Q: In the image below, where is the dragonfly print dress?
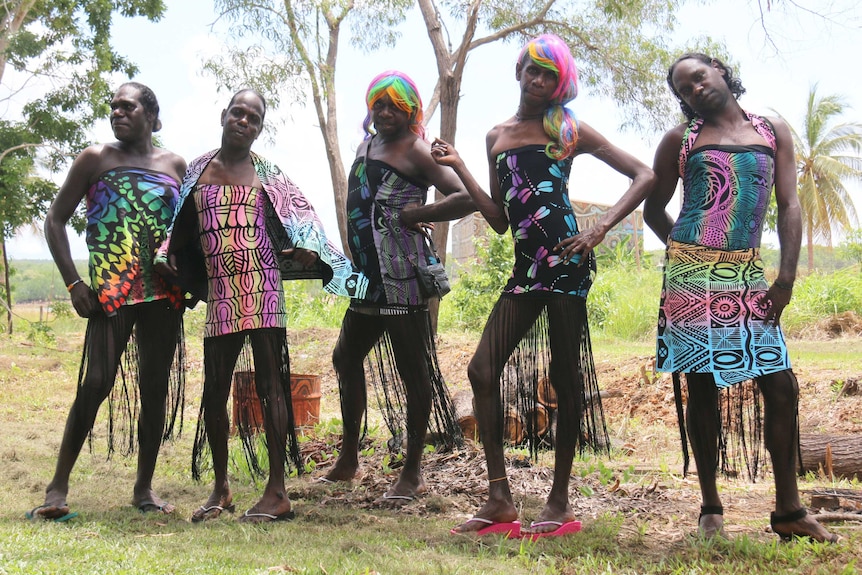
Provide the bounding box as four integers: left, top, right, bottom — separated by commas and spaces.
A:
485, 144, 609, 457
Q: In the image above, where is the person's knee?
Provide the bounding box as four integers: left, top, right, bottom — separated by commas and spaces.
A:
467, 359, 494, 397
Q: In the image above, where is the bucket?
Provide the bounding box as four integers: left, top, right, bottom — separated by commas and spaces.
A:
231, 371, 321, 433
289, 373, 321, 428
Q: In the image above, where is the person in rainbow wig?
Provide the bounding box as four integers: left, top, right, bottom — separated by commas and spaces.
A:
321, 71, 473, 505
432, 34, 654, 538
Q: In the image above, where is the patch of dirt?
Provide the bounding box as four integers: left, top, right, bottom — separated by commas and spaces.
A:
287, 328, 862, 540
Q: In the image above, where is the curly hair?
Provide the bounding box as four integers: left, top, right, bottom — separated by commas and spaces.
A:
667, 53, 746, 120
117, 82, 163, 132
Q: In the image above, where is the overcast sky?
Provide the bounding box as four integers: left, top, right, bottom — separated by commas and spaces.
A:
6, 0, 862, 259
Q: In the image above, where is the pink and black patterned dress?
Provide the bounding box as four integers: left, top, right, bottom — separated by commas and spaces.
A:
191, 184, 285, 338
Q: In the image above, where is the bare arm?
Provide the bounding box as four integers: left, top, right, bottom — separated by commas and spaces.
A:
400, 138, 475, 226
556, 122, 656, 262
430, 135, 509, 234
44, 146, 102, 318
764, 116, 802, 324
643, 126, 686, 245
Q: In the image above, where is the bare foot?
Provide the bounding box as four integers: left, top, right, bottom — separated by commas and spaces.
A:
323, 455, 359, 482
191, 490, 235, 522
522, 504, 576, 535
698, 514, 726, 539
38, 486, 70, 518
771, 509, 840, 543
374, 476, 427, 508
238, 491, 292, 524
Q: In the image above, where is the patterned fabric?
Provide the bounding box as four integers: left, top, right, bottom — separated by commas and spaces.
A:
158, 150, 367, 301
671, 112, 777, 250
346, 156, 433, 305
658, 111, 789, 387
85, 167, 183, 315
192, 184, 286, 338
657, 240, 790, 387
496, 145, 595, 297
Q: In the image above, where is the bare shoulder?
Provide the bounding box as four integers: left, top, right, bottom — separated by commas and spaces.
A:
657, 123, 688, 150
72, 143, 114, 177
154, 147, 188, 181
762, 114, 792, 138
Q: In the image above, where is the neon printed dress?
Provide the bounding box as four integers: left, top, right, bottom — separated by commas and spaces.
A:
192, 184, 286, 338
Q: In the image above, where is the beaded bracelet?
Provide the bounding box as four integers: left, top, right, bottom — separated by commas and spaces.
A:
66, 279, 84, 292
773, 280, 794, 291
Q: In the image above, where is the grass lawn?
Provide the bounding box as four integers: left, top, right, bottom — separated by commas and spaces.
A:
1, 306, 860, 574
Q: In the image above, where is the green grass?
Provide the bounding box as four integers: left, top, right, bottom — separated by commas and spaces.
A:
2, 301, 860, 574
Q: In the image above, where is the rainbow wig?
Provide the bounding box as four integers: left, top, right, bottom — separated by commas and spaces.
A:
362, 71, 425, 140
518, 34, 579, 159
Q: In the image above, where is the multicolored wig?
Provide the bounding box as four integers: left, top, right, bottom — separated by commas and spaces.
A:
518, 34, 579, 159
362, 71, 426, 140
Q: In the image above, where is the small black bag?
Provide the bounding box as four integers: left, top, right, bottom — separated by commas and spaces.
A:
417, 260, 451, 299
415, 231, 450, 299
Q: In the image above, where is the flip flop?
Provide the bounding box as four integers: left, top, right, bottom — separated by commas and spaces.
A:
522, 520, 582, 540
137, 500, 175, 514
450, 517, 521, 539
25, 505, 78, 523
238, 509, 296, 523
191, 503, 235, 523
374, 494, 415, 508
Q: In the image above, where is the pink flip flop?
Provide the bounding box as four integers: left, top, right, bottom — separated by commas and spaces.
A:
450, 517, 521, 538
522, 520, 582, 540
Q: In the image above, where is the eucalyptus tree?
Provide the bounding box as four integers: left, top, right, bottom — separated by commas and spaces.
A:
204, 0, 414, 255
0, 0, 166, 332
204, 0, 696, 260
776, 86, 862, 272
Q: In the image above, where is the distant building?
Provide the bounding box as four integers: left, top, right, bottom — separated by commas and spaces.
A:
451, 201, 644, 267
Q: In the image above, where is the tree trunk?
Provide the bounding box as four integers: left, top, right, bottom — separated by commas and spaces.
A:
322, 128, 350, 258
807, 222, 815, 273
503, 404, 525, 444
452, 389, 478, 441
537, 376, 558, 409
800, 433, 862, 480
1, 239, 11, 334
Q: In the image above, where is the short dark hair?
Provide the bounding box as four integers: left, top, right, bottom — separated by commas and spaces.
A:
118, 81, 162, 132
227, 88, 267, 121
667, 53, 746, 120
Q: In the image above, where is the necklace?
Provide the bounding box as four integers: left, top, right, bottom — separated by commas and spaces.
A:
515, 108, 544, 122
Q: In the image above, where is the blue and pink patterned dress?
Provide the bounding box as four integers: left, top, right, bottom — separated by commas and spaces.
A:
656, 112, 791, 387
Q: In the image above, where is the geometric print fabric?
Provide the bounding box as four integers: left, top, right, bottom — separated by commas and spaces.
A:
656, 240, 790, 387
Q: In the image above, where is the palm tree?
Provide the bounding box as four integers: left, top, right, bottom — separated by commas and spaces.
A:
776, 86, 862, 272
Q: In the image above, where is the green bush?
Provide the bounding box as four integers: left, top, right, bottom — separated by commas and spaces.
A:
587, 263, 663, 341
439, 232, 513, 332
782, 266, 862, 335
